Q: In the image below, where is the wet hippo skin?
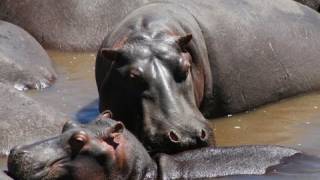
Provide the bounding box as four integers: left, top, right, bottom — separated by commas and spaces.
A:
0, 20, 56, 90
96, 0, 320, 153
7, 114, 301, 180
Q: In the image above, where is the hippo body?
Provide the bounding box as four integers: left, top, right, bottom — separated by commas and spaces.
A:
0, 0, 153, 51
0, 20, 56, 90
96, 0, 320, 151
7, 115, 301, 180
294, 0, 320, 11
0, 83, 66, 156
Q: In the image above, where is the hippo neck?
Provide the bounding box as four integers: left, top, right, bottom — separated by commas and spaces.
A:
108, 2, 212, 109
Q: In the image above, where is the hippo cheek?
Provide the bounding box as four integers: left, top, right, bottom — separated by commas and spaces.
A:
62, 157, 106, 180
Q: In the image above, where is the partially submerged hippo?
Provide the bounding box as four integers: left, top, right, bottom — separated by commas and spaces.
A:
0, 83, 66, 156
7, 114, 300, 180
294, 0, 320, 11
0, 20, 56, 90
96, 0, 320, 152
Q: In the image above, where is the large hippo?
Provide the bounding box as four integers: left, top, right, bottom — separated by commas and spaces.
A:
0, 20, 56, 90
0, 0, 154, 51
0, 83, 67, 156
96, 0, 320, 152
294, 0, 320, 11
7, 114, 301, 180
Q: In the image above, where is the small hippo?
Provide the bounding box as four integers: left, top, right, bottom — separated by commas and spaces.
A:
96, 0, 320, 153
7, 113, 300, 180
0, 20, 56, 90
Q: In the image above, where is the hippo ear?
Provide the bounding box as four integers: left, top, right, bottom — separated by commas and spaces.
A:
111, 121, 125, 134
176, 33, 193, 48
62, 121, 79, 133
101, 48, 122, 61
101, 110, 113, 119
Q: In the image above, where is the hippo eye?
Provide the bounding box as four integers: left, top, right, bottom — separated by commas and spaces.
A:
69, 131, 88, 155
129, 67, 143, 79
126, 68, 148, 93
174, 57, 191, 82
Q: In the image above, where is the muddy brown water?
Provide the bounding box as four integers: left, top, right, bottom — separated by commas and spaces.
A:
2, 50, 320, 179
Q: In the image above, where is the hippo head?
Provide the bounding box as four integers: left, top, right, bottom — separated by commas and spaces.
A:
7, 114, 156, 180
97, 32, 213, 153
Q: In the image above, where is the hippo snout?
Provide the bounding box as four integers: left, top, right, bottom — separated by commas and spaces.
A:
144, 119, 213, 154
7, 145, 32, 179
168, 127, 210, 144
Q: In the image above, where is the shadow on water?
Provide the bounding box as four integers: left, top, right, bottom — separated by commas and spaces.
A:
75, 99, 100, 123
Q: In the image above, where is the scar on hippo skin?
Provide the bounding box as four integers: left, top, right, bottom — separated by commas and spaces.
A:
7, 115, 308, 180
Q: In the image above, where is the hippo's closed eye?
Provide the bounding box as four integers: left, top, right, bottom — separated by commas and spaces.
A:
69, 131, 88, 156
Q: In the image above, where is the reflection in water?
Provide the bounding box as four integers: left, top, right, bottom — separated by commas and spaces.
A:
2, 51, 320, 179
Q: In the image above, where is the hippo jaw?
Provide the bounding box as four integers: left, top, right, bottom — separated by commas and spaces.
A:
7, 120, 128, 180
99, 33, 213, 153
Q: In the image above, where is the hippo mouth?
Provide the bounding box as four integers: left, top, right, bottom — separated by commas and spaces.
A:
34, 156, 71, 180
7, 156, 71, 180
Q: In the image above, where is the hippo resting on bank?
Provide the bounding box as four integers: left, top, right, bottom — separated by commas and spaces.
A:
0, 20, 56, 90
0, 82, 66, 156
7, 113, 301, 180
96, 0, 320, 153
294, 0, 320, 11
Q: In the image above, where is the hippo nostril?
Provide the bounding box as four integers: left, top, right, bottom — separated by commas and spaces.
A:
69, 131, 88, 155
200, 129, 207, 141
168, 130, 180, 143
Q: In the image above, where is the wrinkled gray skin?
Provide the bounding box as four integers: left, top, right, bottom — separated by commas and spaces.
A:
0, 83, 67, 156
0, 0, 154, 51
294, 0, 320, 11
7, 115, 300, 180
0, 20, 56, 90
